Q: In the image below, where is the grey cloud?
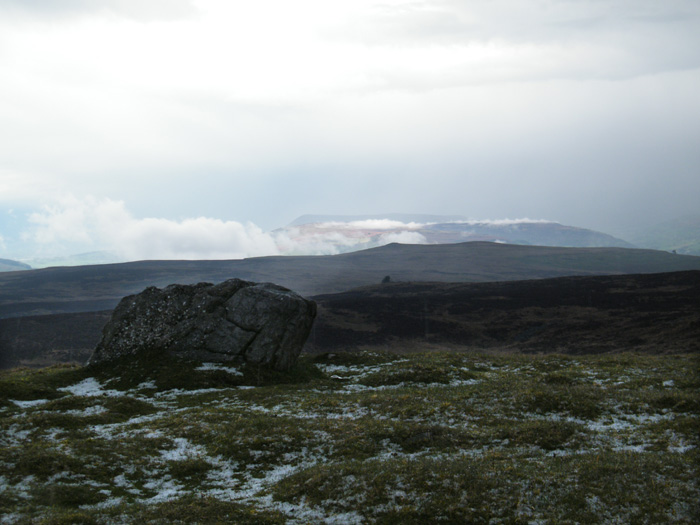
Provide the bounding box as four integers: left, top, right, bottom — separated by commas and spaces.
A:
358, 0, 700, 43
332, 0, 700, 87
0, 0, 198, 21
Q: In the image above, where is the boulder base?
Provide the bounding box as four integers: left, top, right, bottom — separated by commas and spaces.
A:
88, 279, 316, 371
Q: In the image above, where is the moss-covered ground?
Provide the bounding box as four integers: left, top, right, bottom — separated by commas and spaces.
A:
1, 351, 698, 523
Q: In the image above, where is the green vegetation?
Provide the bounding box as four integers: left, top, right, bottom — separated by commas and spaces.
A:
1, 351, 698, 523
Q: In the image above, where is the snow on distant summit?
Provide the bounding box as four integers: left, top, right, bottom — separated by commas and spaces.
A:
275, 215, 634, 255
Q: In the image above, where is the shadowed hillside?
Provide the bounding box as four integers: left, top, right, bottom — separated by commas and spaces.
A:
309, 270, 700, 355
2, 242, 700, 319
0, 311, 111, 369
2, 270, 699, 369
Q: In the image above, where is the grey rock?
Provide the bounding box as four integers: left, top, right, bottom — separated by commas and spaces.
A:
88, 279, 316, 371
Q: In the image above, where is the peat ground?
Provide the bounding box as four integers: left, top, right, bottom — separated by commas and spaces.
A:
309, 270, 700, 355
2, 270, 698, 369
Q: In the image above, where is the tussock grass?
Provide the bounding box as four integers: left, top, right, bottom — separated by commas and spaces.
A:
0, 351, 698, 523
0, 365, 88, 404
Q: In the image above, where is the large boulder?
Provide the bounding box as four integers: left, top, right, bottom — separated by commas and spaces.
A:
88, 279, 316, 371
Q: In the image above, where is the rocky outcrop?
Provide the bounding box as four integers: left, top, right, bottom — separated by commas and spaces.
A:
88, 279, 316, 371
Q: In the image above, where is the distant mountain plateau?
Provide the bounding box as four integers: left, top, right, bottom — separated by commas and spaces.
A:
276, 215, 635, 255
0, 258, 31, 272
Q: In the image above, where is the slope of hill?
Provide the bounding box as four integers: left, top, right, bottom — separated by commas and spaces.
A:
0, 258, 31, 272
2, 242, 700, 319
2, 270, 699, 369
0, 311, 111, 369
310, 270, 700, 355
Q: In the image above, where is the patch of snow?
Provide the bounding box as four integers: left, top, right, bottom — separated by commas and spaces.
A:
58, 377, 123, 397
449, 379, 480, 387
1, 425, 31, 446
339, 383, 405, 393
315, 364, 354, 374
113, 474, 129, 488
153, 387, 222, 399
270, 496, 364, 525
10, 399, 49, 408
613, 444, 648, 452
92, 496, 124, 509
142, 478, 185, 503
47, 471, 75, 483
7, 475, 35, 501
88, 412, 167, 441
0, 513, 21, 525
315, 361, 405, 381
65, 405, 108, 417
668, 444, 695, 453
196, 362, 244, 376
160, 437, 209, 461
586, 412, 672, 432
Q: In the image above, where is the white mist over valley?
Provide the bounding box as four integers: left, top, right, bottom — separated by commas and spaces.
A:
0, 195, 653, 268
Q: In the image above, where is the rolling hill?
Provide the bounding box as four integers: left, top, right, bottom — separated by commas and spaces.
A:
0, 258, 31, 272
2, 242, 700, 320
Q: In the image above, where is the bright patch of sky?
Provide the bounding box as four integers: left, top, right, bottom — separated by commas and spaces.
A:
1, 0, 699, 261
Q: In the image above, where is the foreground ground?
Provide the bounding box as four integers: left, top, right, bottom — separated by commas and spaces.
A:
1, 351, 698, 523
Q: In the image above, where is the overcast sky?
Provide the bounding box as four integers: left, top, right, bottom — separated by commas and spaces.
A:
1, 0, 699, 261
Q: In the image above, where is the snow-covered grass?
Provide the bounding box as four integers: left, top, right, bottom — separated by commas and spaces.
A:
0, 351, 698, 523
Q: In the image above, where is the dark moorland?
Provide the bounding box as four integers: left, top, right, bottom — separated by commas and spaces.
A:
310, 270, 700, 355
2, 270, 698, 369
2, 242, 700, 319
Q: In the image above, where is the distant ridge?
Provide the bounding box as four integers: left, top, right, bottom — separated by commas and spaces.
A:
282, 215, 634, 252
2, 242, 700, 319
0, 258, 31, 272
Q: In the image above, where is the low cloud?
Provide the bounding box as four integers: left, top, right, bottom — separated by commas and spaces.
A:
24, 199, 562, 263
26, 196, 279, 260
274, 224, 428, 256
380, 231, 428, 244
23, 197, 432, 262
455, 218, 555, 226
